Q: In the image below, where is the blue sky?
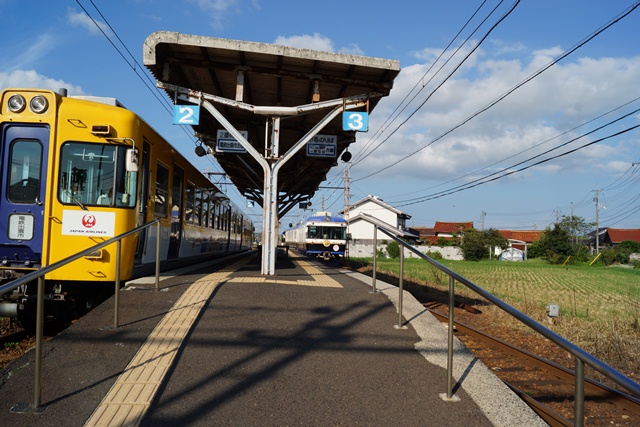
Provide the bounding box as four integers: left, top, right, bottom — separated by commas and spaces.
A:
2, 0, 639, 232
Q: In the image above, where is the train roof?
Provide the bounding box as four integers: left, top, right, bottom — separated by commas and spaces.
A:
306, 215, 347, 223
69, 95, 125, 108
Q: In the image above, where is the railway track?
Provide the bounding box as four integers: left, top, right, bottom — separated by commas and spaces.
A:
426, 308, 640, 426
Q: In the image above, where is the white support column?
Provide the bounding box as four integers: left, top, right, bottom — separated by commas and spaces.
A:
261, 164, 279, 275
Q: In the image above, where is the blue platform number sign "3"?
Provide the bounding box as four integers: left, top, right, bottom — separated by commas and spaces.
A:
173, 105, 200, 125
342, 111, 369, 132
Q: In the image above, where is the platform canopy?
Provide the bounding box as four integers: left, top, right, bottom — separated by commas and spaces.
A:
143, 31, 400, 213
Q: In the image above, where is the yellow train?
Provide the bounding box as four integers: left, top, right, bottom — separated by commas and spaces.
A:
0, 88, 253, 327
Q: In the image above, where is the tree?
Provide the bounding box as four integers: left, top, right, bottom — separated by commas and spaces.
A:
557, 215, 595, 248
536, 223, 573, 264
386, 240, 400, 259
460, 228, 508, 261
613, 240, 640, 264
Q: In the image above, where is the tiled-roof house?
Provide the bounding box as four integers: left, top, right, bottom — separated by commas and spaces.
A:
603, 228, 640, 245
499, 230, 544, 250
415, 221, 474, 244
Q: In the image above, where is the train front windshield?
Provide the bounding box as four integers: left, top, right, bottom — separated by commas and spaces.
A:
306, 225, 346, 240
57, 142, 137, 208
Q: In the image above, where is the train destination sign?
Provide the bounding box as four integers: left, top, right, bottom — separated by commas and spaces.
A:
216, 129, 249, 153
306, 134, 337, 158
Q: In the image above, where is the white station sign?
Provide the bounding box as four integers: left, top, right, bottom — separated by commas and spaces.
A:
306, 134, 337, 158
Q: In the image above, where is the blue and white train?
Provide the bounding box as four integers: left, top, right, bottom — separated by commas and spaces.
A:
284, 212, 347, 260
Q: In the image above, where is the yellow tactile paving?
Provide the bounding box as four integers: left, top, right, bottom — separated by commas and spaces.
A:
292, 256, 343, 288
83, 259, 248, 427
84, 254, 341, 426
225, 255, 343, 288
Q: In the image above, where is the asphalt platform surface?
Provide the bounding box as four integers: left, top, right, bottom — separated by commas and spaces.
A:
0, 250, 546, 426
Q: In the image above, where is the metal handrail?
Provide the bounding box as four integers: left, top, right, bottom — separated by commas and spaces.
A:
365, 219, 640, 427
0, 219, 161, 296
2, 219, 161, 413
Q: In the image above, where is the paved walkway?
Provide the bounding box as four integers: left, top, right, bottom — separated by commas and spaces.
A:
0, 251, 545, 426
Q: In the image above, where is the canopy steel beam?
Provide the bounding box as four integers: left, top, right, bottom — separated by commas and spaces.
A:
165, 83, 374, 274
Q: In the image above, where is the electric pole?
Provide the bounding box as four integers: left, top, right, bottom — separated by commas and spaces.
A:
344, 165, 351, 258
595, 186, 600, 254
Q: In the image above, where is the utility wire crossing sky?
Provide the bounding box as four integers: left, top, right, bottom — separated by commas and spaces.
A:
1, 0, 639, 231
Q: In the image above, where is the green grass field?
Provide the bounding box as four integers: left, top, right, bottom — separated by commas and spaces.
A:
354, 257, 640, 324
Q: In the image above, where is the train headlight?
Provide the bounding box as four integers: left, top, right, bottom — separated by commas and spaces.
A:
7, 94, 26, 113
30, 95, 49, 114
333, 244, 340, 252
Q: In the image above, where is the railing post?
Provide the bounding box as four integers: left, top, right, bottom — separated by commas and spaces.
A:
34, 276, 45, 410
155, 221, 161, 290
114, 240, 121, 328
575, 357, 585, 427
439, 274, 460, 402
394, 243, 406, 329
371, 225, 377, 293
447, 275, 456, 399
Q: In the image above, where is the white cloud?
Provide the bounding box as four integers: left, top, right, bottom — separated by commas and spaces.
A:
274, 33, 335, 52
0, 70, 85, 95
338, 44, 365, 56
187, 0, 238, 29
273, 33, 366, 57
354, 49, 640, 186
66, 7, 112, 36
8, 34, 56, 71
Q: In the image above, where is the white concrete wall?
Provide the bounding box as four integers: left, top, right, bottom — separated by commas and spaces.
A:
348, 243, 463, 260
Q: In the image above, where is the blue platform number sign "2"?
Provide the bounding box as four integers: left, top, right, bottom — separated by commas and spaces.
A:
342, 111, 369, 132
173, 105, 200, 125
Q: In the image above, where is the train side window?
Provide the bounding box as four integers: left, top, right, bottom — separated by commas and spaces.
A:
210, 200, 218, 228
202, 192, 209, 228
154, 163, 169, 217
195, 188, 202, 226
113, 147, 137, 208
185, 183, 195, 224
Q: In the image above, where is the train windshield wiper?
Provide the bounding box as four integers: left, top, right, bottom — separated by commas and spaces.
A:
66, 190, 89, 211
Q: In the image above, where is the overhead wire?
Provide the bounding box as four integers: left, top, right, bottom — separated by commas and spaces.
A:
352, 0, 521, 172
396, 122, 640, 208
75, 1, 241, 199
352, 0, 520, 169
324, 0, 512, 208
351, 0, 496, 165
386, 94, 640, 201
353, 0, 640, 183
390, 104, 640, 205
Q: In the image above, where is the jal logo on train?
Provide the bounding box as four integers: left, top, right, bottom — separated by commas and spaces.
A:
62, 211, 116, 237
81, 214, 97, 228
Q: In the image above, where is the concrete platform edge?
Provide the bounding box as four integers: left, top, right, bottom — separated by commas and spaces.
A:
342, 269, 548, 427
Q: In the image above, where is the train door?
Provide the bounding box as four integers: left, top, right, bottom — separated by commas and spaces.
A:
168, 165, 183, 259
0, 124, 49, 268
134, 141, 150, 265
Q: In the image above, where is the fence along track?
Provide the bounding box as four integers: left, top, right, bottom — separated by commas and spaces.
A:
426, 308, 640, 426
